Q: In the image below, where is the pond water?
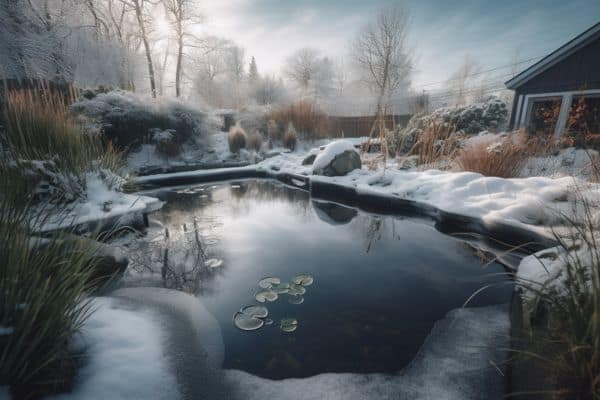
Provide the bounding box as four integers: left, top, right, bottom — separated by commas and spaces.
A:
121, 179, 513, 380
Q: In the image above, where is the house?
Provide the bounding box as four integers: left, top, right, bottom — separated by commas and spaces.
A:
505, 22, 600, 137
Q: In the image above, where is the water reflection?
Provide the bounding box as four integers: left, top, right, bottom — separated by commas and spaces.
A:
119, 180, 513, 379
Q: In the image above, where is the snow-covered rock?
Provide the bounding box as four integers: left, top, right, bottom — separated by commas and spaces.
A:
312, 140, 361, 176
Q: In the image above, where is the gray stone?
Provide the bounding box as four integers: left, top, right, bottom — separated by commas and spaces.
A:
313, 150, 361, 177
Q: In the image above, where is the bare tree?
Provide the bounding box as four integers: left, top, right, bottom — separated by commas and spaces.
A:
284, 47, 320, 93
248, 56, 258, 83
162, 0, 202, 97
117, 0, 157, 97
446, 54, 480, 106
353, 6, 412, 163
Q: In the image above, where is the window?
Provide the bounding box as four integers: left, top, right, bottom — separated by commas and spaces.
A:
527, 97, 562, 136
566, 95, 600, 135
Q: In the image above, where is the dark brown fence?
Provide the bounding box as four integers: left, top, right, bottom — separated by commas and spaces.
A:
328, 114, 412, 138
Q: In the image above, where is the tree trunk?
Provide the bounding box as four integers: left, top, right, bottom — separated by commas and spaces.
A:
175, 24, 183, 97
133, 0, 157, 98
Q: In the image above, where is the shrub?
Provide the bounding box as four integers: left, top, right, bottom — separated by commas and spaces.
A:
1, 88, 124, 204
269, 101, 330, 141
283, 122, 297, 151
70, 90, 215, 151
455, 134, 530, 178
228, 124, 247, 153
151, 128, 181, 157
0, 171, 101, 398
247, 130, 263, 152
267, 119, 281, 142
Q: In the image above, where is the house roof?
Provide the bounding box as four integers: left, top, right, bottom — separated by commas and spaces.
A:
505, 22, 600, 90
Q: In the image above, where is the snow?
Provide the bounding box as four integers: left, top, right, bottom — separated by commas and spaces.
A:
521, 147, 599, 180
312, 140, 358, 172
34, 173, 162, 233
50, 297, 180, 400
225, 305, 509, 400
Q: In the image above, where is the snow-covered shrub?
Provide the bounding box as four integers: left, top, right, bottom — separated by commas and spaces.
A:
397, 97, 509, 155
228, 124, 247, 153
70, 90, 215, 151
283, 122, 297, 151
247, 130, 263, 152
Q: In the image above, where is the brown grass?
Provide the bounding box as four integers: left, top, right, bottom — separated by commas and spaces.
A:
247, 130, 263, 152
408, 122, 460, 168
455, 134, 529, 178
228, 124, 247, 153
269, 101, 330, 141
283, 122, 297, 151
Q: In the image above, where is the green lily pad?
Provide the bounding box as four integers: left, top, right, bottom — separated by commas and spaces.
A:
292, 274, 314, 287
255, 290, 278, 303
288, 284, 306, 296
258, 277, 281, 289
241, 305, 268, 319
287, 295, 304, 305
280, 318, 298, 333
233, 312, 264, 331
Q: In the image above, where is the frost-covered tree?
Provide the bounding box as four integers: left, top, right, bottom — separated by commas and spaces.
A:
161, 0, 203, 97
446, 54, 480, 106
253, 75, 287, 106
248, 56, 259, 83
353, 6, 412, 139
284, 48, 334, 102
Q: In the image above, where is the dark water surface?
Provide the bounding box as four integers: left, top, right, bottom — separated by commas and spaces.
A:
122, 180, 512, 380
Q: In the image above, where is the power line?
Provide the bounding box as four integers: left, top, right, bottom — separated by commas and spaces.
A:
414, 54, 545, 89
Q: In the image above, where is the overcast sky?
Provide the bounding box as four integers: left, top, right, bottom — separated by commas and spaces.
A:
199, 0, 600, 91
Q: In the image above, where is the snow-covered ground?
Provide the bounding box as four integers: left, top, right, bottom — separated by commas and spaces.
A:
33, 173, 162, 233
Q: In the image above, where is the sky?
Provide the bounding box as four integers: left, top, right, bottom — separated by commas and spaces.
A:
199, 0, 600, 91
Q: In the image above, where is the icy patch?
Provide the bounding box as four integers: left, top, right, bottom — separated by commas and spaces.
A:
51, 297, 180, 400
225, 305, 509, 400
312, 140, 358, 173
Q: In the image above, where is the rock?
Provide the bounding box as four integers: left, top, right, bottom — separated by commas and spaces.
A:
302, 153, 317, 165
312, 141, 361, 177
312, 200, 357, 225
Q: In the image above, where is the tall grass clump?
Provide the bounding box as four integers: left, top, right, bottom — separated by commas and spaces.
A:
283, 122, 297, 151
513, 192, 600, 399
0, 169, 101, 399
228, 124, 247, 153
247, 130, 263, 152
455, 133, 529, 178
408, 121, 460, 168
1, 88, 124, 203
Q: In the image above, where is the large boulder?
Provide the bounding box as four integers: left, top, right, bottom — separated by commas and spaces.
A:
312, 141, 361, 177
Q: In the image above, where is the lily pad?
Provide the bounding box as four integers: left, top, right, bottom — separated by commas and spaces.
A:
288, 284, 306, 296
205, 258, 223, 268
258, 277, 281, 289
233, 312, 264, 331
280, 318, 298, 333
270, 283, 290, 294
264, 318, 274, 326
287, 295, 304, 305
255, 290, 278, 303
241, 305, 268, 319
292, 274, 314, 287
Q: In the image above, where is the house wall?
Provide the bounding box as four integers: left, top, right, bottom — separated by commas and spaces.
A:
509, 37, 600, 130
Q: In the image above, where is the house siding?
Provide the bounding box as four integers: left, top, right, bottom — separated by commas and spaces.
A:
509, 36, 600, 128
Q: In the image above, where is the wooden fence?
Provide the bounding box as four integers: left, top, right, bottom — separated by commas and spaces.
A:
327, 114, 412, 138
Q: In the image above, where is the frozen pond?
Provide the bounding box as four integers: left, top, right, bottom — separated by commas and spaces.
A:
120, 180, 512, 380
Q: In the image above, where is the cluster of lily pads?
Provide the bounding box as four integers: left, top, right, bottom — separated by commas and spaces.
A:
233, 274, 314, 333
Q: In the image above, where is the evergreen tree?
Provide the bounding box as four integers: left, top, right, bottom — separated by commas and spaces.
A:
248, 56, 258, 82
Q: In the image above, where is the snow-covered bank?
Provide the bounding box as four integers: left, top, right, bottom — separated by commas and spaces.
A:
225, 305, 509, 400
50, 297, 180, 400
34, 174, 162, 233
